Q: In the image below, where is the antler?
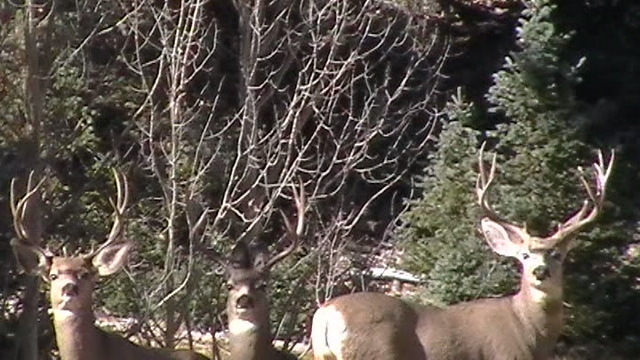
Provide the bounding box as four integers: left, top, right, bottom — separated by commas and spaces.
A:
266, 181, 306, 269
476, 142, 510, 224
546, 150, 614, 245
476, 143, 535, 245
10, 171, 45, 246
86, 169, 130, 257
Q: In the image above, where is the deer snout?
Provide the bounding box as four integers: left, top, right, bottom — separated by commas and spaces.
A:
61, 282, 79, 297
532, 265, 550, 281
236, 294, 254, 309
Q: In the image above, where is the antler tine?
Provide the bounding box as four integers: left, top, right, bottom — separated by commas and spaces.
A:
548, 149, 614, 243
266, 180, 306, 269
11, 177, 27, 241
107, 169, 129, 243
10, 171, 46, 246
112, 168, 129, 217
187, 200, 209, 243
476, 142, 509, 223
88, 169, 130, 257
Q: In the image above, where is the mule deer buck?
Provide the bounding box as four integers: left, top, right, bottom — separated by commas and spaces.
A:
311, 146, 614, 360
223, 184, 305, 360
9, 170, 209, 360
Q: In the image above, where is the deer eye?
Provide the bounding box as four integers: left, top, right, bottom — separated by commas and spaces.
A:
549, 250, 562, 260
521, 253, 530, 260
49, 273, 58, 281
78, 271, 91, 280
226, 283, 234, 291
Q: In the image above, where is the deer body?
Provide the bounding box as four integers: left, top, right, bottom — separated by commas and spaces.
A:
312, 292, 426, 360
224, 185, 305, 360
43, 256, 207, 360
423, 291, 562, 359
315, 283, 563, 360
9, 171, 208, 360
311, 147, 613, 360
225, 244, 300, 360
52, 309, 202, 360
227, 307, 297, 360
225, 253, 296, 360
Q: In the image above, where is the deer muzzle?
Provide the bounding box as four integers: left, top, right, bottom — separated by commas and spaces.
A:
532, 265, 551, 281
236, 294, 255, 310
61, 282, 79, 297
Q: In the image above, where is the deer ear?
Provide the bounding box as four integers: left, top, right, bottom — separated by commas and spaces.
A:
10, 239, 51, 276
91, 242, 131, 276
480, 218, 523, 258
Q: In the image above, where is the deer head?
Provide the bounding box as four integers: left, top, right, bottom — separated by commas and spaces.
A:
476, 144, 614, 297
10, 170, 132, 314
226, 241, 272, 332
225, 182, 305, 335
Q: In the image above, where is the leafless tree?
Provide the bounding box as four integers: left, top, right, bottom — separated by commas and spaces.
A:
224, 0, 447, 306
118, 0, 223, 350
121, 0, 447, 351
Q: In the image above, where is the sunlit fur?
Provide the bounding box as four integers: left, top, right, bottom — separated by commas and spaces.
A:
12, 243, 209, 360
310, 219, 573, 360
225, 242, 297, 360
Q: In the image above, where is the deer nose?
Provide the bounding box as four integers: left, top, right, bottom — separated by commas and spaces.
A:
532, 266, 550, 281
236, 295, 254, 309
61, 283, 79, 296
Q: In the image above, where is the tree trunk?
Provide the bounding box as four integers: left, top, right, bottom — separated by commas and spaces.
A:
15, 0, 50, 358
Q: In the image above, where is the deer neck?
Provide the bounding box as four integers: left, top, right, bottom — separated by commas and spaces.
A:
52, 309, 104, 360
512, 276, 564, 354
228, 314, 276, 360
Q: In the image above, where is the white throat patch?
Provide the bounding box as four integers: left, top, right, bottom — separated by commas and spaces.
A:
529, 286, 550, 304
52, 309, 78, 321
229, 318, 259, 335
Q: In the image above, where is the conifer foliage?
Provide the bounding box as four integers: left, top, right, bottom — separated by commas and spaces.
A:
400, 0, 640, 353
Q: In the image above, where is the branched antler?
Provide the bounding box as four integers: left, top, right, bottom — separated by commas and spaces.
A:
547, 150, 615, 244
476, 143, 615, 248
266, 181, 306, 269
476, 142, 510, 225
86, 169, 130, 257
10, 171, 45, 246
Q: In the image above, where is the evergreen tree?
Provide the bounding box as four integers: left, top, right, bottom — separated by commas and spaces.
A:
488, 1, 639, 350
401, 0, 640, 354
399, 96, 518, 306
